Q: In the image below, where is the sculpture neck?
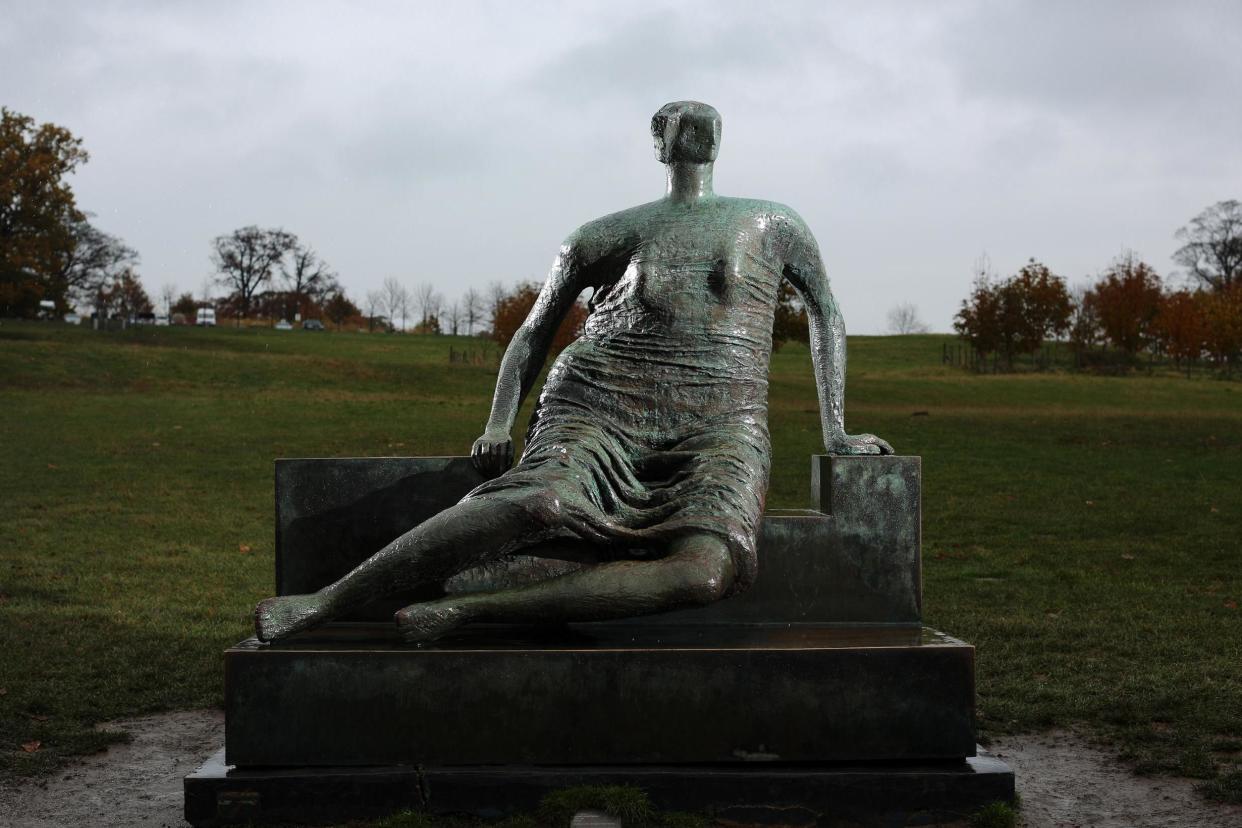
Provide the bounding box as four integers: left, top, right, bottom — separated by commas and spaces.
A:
665, 162, 715, 204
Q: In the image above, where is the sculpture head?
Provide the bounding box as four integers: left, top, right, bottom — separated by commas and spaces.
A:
651, 101, 721, 164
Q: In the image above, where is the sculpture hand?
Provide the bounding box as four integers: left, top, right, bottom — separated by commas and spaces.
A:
827, 432, 894, 456
471, 429, 514, 477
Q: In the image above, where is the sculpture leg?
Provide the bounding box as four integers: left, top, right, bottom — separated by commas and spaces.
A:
394, 532, 735, 642
254, 496, 544, 641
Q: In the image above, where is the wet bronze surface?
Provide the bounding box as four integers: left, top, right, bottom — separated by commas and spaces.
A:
253, 102, 892, 643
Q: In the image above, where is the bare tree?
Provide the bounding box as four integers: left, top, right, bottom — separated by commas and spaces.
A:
282, 242, 337, 308
381, 277, 409, 331
463, 287, 483, 335
55, 217, 138, 313
445, 300, 463, 335
412, 283, 435, 326
1174, 200, 1242, 292
886, 302, 930, 335
364, 290, 385, 331
487, 280, 508, 334
210, 226, 296, 317
160, 283, 176, 316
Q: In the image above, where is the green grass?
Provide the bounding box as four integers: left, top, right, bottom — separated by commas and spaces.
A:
1, 322, 1239, 799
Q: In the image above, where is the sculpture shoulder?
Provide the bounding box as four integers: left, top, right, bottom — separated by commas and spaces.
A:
722, 197, 814, 236
565, 200, 662, 249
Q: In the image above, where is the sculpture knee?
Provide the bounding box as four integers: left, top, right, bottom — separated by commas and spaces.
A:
669, 537, 735, 606
512, 486, 564, 526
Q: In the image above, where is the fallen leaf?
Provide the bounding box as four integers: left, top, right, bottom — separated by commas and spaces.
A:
1085, 500, 1095, 506
238, 544, 252, 554
1120, 553, 1136, 560
0, 687, 7, 696
173, 425, 182, 430
1210, 506, 1219, 513
46, 464, 58, 470
1226, 601, 1238, 610
20, 741, 41, 753
151, 442, 160, 448
24, 713, 48, 722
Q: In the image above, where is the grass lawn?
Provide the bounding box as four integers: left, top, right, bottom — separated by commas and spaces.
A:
1, 321, 1240, 801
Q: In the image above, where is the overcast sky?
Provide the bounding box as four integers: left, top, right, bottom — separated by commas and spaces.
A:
3, 1, 1240, 333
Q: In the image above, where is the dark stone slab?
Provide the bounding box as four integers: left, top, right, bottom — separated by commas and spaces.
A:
274, 455, 922, 625
186, 747, 1014, 827
275, 456, 485, 599
224, 624, 974, 767
812, 454, 922, 620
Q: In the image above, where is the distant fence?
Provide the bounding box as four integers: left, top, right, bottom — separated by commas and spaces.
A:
943, 340, 1234, 377
449, 345, 497, 366
942, 342, 1058, 373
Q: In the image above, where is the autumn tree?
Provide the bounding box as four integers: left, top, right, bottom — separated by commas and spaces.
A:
112, 269, 153, 320
954, 259, 1072, 367
491, 281, 587, 353
1173, 200, 1242, 292
1088, 253, 1163, 357
323, 290, 360, 329
0, 108, 89, 315
210, 226, 296, 318
1200, 284, 1242, 372
1067, 284, 1102, 352
1154, 290, 1206, 369
171, 292, 198, 320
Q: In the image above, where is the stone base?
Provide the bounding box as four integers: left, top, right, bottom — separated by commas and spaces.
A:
185, 748, 1014, 827
225, 624, 975, 767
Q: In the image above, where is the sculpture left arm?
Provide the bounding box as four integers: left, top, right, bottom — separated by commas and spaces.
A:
472, 237, 588, 476
781, 214, 894, 456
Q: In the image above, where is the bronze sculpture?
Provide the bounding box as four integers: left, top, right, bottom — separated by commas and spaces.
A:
255, 101, 892, 644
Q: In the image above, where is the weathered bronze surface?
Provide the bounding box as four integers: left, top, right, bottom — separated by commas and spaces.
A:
273, 455, 922, 625
254, 101, 891, 643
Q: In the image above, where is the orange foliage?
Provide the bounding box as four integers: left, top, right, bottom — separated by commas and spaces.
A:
1154, 290, 1206, 366
1090, 255, 1163, 356
491, 281, 588, 353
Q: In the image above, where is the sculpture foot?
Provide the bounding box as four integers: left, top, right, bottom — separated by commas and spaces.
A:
255, 593, 327, 642
394, 600, 470, 644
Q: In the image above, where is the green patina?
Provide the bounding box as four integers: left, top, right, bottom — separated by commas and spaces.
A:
254, 102, 890, 644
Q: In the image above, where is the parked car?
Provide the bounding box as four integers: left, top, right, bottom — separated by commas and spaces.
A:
155, 314, 170, 326
196, 307, 216, 326
63, 313, 81, 325
302, 319, 325, 331
275, 319, 293, 331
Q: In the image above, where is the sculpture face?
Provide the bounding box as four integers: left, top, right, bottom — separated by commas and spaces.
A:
651, 100, 721, 164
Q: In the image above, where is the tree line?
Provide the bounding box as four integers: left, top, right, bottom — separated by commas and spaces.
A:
954, 200, 1242, 374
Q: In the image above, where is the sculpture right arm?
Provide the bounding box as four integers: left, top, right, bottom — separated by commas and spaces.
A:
472, 239, 587, 476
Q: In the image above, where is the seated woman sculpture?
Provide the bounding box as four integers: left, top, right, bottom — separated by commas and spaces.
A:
255, 101, 892, 644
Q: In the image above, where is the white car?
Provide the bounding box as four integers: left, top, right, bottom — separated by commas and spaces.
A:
197, 308, 217, 326
275, 319, 293, 331
155, 314, 170, 326
63, 313, 81, 324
